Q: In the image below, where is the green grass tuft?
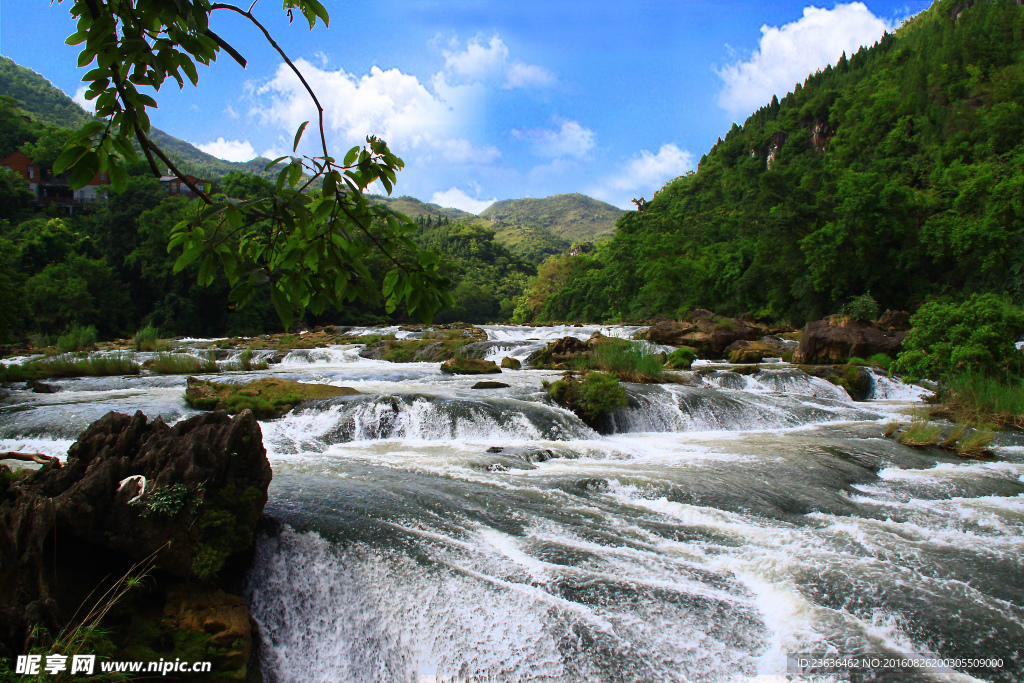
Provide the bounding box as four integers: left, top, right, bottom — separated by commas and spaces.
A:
151, 352, 219, 375
57, 324, 98, 353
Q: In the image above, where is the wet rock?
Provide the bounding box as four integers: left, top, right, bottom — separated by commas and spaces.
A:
486, 446, 504, 453
500, 356, 521, 370
440, 357, 501, 375
472, 381, 510, 389
799, 364, 873, 401
26, 379, 59, 393
793, 316, 908, 364
725, 340, 776, 364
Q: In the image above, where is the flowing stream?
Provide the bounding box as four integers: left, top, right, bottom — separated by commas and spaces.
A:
2, 325, 1022, 683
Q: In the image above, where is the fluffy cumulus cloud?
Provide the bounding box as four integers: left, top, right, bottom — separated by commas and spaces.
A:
441, 35, 555, 89
512, 119, 595, 159
431, 187, 498, 214
717, 3, 895, 117
252, 58, 499, 165
196, 137, 256, 162
591, 144, 694, 209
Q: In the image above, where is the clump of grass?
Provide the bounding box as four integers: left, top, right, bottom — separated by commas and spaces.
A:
3, 353, 140, 381
897, 416, 943, 447
940, 371, 1024, 431
938, 424, 968, 449
57, 324, 98, 353
133, 324, 160, 352
882, 420, 899, 438
589, 340, 664, 382
544, 371, 629, 429
225, 349, 269, 372
150, 352, 218, 375
665, 346, 697, 370
956, 426, 994, 458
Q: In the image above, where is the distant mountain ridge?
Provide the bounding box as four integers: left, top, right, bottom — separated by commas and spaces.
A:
1, 57, 624, 261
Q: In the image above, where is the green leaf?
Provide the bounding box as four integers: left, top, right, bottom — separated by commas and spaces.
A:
343, 146, 359, 166
270, 285, 294, 331
293, 121, 309, 152
173, 244, 206, 273
382, 268, 401, 297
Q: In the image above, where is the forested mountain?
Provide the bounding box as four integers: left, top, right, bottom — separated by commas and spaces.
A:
519, 0, 1024, 324
481, 194, 622, 243
0, 57, 274, 179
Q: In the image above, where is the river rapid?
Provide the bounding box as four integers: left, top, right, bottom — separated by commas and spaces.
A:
2, 324, 1022, 683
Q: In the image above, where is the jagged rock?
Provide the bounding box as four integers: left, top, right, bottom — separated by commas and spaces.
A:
793, 316, 908, 364
725, 339, 776, 364
690, 309, 716, 321
644, 313, 766, 358
161, 585, 258, 681
440, 357, 501, 375
500, 356, 521, 369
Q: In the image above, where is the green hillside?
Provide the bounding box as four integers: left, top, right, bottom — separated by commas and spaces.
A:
368, 195, 477, 222
480, 193, 623, 244
519, 0, 1024, 324
0, 56, 275, 179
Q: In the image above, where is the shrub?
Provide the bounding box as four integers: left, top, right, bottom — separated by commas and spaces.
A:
57, 324, 98, 353
665, 346, 697, 369
133, 324, 160, 352
848, 353, 892, 371
893, 294, 1024, 380
841, 293, 879, 322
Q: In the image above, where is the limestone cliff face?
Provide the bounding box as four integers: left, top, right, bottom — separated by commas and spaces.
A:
766, 132, 788, 169
810, 119, 834, 153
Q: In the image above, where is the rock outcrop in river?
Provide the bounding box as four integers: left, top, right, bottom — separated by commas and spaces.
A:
0, 409, 272, 680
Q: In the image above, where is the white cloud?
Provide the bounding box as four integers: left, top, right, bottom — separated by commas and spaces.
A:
591, 143, 694, 209
431, 187, 497, 214
444, 36, 509, 81
224, 104, 239, 120
506, 62, 556, 89
196, 138, 256, 162
72, 85, 94, 113
252, 59, 498, 165
441, 35, 555, 89
512, 119, 595, 159
716, 3, 895, 117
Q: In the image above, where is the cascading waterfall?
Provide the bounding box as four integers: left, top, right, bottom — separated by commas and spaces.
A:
2, 325, 1021, 683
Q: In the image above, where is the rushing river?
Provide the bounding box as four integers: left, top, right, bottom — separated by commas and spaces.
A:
2, 325, 1023, 683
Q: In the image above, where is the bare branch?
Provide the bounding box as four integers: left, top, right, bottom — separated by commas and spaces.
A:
1, 452, 61, 466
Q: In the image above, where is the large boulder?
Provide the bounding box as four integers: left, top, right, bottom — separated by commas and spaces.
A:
725, 339, 777, 364
793, 316, 908, 364
643, 312, 768, 358
528, 336, 593, 368
644, 320, 698, 346
0, 410, 272, 664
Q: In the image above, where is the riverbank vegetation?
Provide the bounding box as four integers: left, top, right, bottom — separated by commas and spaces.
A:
513, 0, 1024, 326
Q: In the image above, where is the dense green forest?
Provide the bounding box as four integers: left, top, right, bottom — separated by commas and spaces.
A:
517, 0, 1024, 324
0, 100, 534, 341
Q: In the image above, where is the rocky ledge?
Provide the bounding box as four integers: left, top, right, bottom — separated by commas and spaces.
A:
0, 409, 273, 681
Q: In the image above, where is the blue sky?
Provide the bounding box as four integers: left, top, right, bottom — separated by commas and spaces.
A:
1, 0, 929, 211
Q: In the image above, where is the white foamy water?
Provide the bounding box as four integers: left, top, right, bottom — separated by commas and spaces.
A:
3, 325, 1018, 683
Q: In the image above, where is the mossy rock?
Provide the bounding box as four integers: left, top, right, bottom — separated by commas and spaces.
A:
440, 357, 501, 375
185, 377, 358, 418
545, 371, 628, 431
500, 356, 522, 369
